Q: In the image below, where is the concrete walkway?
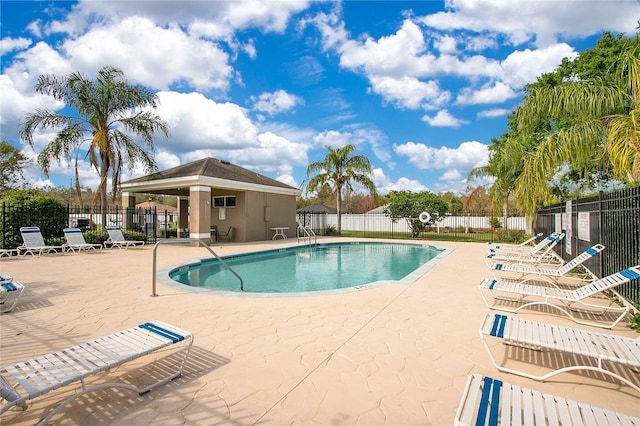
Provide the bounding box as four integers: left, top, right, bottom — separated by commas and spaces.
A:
1, 238, 638, 425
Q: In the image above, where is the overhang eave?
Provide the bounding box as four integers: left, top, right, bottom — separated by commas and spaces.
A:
121, 175, 301, 197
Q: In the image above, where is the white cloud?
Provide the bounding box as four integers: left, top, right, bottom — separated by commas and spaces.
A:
339, 20, 435, 78
477, 108, 511, 118
421, 110, 469, 127
59, 17, 232, 92
48, 0, 311, 38
5, 41, 73, 93
252, 90, 304, 115
434, 34, 458, 54
369, 75, 450, 109
155, 151, 182, 172
0, 75, 63, 142
440, 169, 463, 180
394, 140, 489, 171
501, 44, 578, 88
371, 168, 429, 195
312, 130, 351, 149
456, 82, 517, 105
0, 37, 32, 55
419, 0, 639, 47
155, 91, 258, 151
310, 126, 390, 162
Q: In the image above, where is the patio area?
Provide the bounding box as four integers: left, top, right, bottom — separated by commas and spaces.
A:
1, 238, 638, 425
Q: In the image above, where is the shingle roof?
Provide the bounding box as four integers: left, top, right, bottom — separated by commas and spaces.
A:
296, 204, 337, 214
123, 157, 298, 191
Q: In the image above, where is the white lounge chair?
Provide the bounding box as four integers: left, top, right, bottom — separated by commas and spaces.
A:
62, 228, 102, 254
478, 265, 640, 328
0, 280, 24, 314
0, 320, 192, 423
484, 234, 565, 268
480, 313, 640, 393
18, 227, 64, 257
487, 232, 559, 255
491, 244, 605, 285
487, 232, 543, 250
0, 249, 18, 258
104, 226, 144, 249
455, 374, 640, 426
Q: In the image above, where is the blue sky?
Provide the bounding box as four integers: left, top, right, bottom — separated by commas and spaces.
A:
1, 1, 638, 197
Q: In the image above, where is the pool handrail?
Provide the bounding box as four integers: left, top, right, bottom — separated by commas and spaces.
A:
152, 238, 244, 295
297, 222, 317, 245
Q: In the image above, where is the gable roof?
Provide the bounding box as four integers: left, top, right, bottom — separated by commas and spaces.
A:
121, 157, 301, 196
296, 204, 337, 214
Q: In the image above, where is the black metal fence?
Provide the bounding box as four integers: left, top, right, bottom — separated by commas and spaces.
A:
0, 204, 180, 249
535, 186, 640, 310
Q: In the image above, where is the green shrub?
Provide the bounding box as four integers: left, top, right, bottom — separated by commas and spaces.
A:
123, 230, 148, 243
84, 230, 109, 245
324, 225, 338, 236
1, 189, 67, 247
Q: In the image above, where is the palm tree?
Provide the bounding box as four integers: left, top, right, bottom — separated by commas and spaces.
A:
468, 128, 535, 217
306, 144, 377, 234
20, 65, 169, 207
514, 33, 640, 215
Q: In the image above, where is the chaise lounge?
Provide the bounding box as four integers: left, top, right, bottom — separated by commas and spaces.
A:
455, 374, 640, 426
0, 276, 24, 313
0, 320, 192, 423
18, 227, 64, 257
104, 226, 144, 249
490, 244, 605, 285
479, 313, 640, 393
63, 228, 102, 253
478, 265, 640, 328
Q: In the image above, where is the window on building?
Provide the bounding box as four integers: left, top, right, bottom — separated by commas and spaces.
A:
213, 196, 236, 207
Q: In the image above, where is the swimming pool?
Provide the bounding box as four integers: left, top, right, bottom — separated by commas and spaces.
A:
165, 241, 450, 295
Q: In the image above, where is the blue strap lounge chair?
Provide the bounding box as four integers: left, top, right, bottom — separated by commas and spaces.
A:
478, 265, 640, 328
0, 320, 192, 423
484, 234, 565, 268
0, 281, 24, 313
487, 232, 543, 250
490, 244, 605, 285
455, 374, 640, 426
480, 313, 640, 393
18, 227, 64, 257
62, 228, 102, 253
487, 232, 559, 255
104, 226, 144, 249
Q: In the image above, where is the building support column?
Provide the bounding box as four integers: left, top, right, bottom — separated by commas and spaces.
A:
121, 192, 136, 230
189, 186, 212, 243
177, 196, 189, 237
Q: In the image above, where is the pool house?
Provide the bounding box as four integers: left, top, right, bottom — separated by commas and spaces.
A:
120, 157, 301, 243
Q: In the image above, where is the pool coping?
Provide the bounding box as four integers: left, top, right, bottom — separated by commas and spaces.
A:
156, 240, 454, 298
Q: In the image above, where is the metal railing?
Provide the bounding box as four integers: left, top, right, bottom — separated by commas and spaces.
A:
151, 238, 243, 296
536, 186, 640, 310
297, 222, 317, 245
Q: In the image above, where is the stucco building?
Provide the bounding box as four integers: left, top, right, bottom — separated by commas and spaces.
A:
121, 157, 301, 243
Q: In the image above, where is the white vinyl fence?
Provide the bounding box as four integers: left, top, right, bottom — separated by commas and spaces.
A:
298, 213, 530, 234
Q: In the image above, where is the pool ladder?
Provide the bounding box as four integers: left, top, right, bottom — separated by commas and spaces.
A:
151, 238, 244, 295
297, 222, 317, 246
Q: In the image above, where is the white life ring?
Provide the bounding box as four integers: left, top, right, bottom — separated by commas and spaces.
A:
419, 211, 431, 224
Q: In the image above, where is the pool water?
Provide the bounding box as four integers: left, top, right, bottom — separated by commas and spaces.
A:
169, 242, 444, 293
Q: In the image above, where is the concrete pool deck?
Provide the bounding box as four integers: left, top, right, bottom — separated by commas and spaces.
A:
1, 238, 638, 425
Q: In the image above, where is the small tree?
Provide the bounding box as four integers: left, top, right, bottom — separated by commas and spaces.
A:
0, 141, 28, 192
384, 191, 449, 238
